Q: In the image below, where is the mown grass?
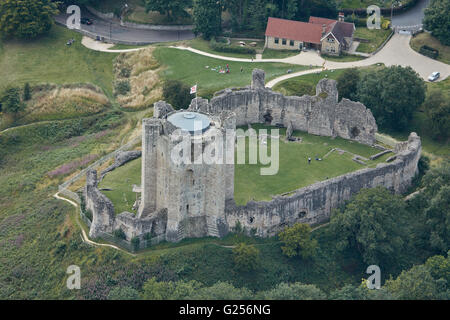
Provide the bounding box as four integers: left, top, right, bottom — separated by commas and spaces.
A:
0, 25, 118, 97
99, 158, 141, 214
322, 53, 365, 62
99, 123, 385, 210
410, 32, 450, 65
354, 27, 392, 53
234, 124, 387, 205
262, 49, 300, 59
153, 47, 308, 98
187, 38, 257, 59
274, 66, 450, 162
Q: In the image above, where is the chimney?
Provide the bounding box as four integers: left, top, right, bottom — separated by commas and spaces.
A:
338, 12, 345, 22
322, 24, 326, 36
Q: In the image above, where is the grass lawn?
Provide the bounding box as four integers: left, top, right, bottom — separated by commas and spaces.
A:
99, 123, 385, 211
109, 43, 150, 50
153, 47, 308, 98
99, 158, 141, 214
0, 25, 118, 97
354, 27, 392, 53
410, 32, 450, 65
273, 65, 385, 97
262, 49, 300, 59
234, 124, 388, 205
322, 53, 365, 62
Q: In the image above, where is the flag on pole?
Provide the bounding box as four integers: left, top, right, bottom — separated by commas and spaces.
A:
190, 84, 197, 94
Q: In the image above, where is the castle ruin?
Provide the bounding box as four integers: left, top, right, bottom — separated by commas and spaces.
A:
85, 69, 421, 245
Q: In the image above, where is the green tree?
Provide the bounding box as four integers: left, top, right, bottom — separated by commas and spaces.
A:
141, 277, 202, 300
193, 0, 222, 40
259, 282, 326, 300
424, 0, 450, 45
190, 281, 253, 299
0, 86, 25, 114
420, 161, 450, 254
0, 0, 59, 39
329, 283, 393, 300
108, 286, 140, 300
356, 66, 426, 130
144, 0, 192, 21
425, 253, 450, 283
423, 89, 450, 141
337, 68, 360, 101
232, 243, 260, 271
162, 80, 192, 110
278, 223, 318, 259
330, 187, 409, 267
23, 83, 31, 101
385, 265, 439, 300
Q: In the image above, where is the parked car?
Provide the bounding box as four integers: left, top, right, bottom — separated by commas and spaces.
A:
81, 18, 93, 25
428, 72, 440, 81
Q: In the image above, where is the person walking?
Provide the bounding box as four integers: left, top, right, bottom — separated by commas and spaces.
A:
308, 157, 311, 164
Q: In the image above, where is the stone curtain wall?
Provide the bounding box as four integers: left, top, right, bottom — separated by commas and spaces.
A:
225, 133, 422, 237
193, 69, 377, 145
85, 167, 167, 241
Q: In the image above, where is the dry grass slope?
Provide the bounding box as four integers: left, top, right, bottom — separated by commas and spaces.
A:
16, 84, 110, 125
114, 48, 162, 109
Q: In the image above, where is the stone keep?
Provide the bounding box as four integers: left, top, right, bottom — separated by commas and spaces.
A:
138, 105, 236, 242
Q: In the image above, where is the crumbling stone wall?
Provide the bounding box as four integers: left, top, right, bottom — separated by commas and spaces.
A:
85, 167, 167, 241
225, 132, 422, 237
192, 69, 377, 145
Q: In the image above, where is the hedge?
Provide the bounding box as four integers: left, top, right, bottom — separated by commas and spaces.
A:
209, 38, 256, 55
419, 45, 439, 59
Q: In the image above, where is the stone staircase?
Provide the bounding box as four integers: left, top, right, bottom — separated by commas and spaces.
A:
176, 222, 186, 242
207, 219, 220, 238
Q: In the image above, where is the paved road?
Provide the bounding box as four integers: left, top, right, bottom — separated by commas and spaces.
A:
266, 33, 450, 87
392, 0, 430, 27
55, 8, 195, 44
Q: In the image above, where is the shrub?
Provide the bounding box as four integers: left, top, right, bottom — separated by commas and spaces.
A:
162, 80, 191, 110
23, 83, 31, 101
209, 38, 256, 55
114, 80, 131, 96
113, 229, 126, 240
279, 223, 318, 259
232, 243, 260, 272
131, 237, 140, 251
419, 45, 439, 59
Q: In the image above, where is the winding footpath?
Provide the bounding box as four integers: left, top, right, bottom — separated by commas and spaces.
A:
53, 192, 135, 255
82, 32, 450, 88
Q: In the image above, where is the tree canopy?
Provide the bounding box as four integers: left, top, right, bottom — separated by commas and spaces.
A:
356, 66, 426, 131
144, 0, 192, 21
424, 0, 450, 45
193, 0, 222, 39
330, 187, 410, 268
278, 223, 318, 259
0, 0, 59, 39
232, 243, 260, 271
